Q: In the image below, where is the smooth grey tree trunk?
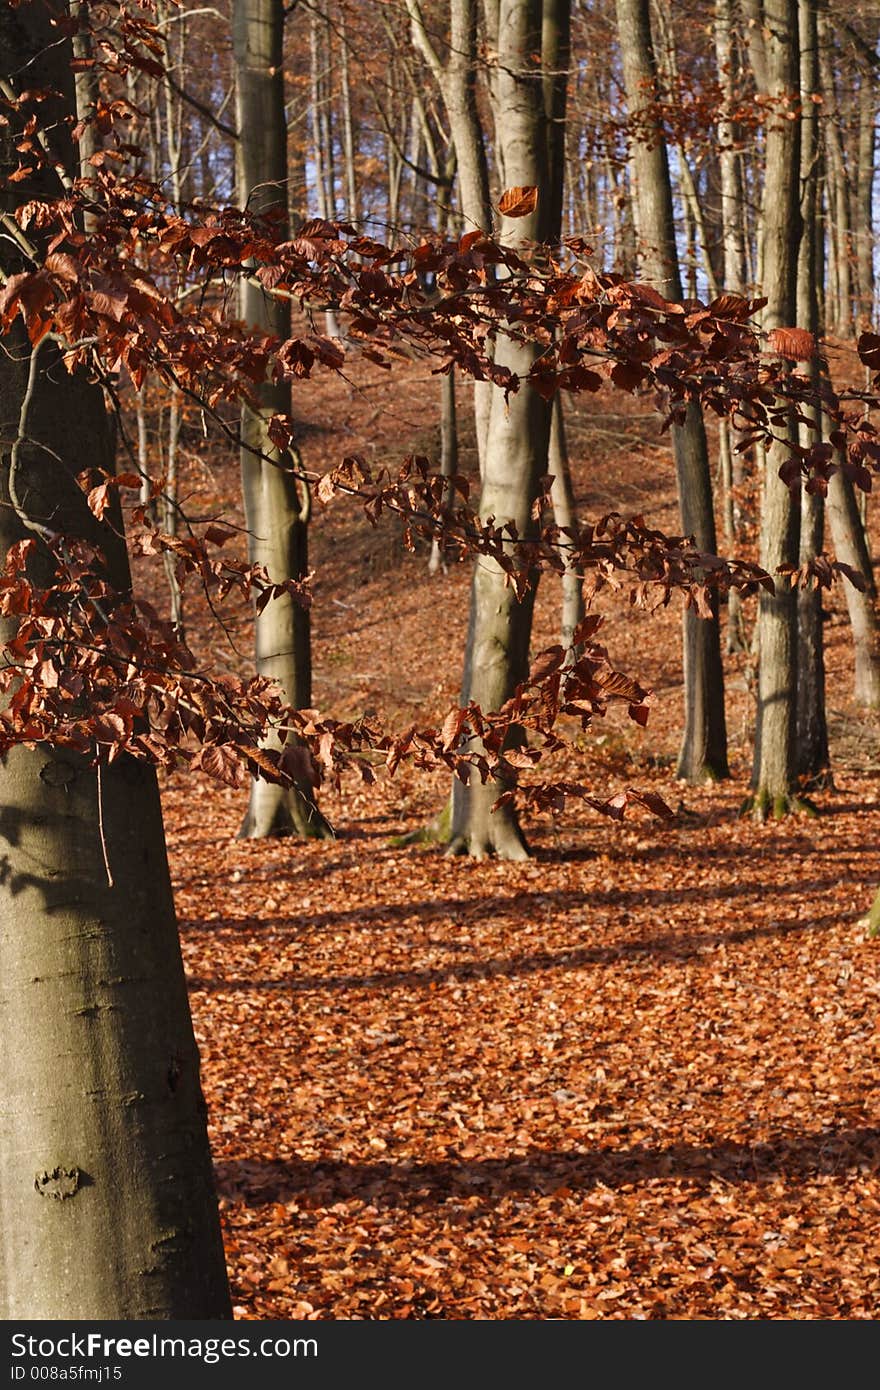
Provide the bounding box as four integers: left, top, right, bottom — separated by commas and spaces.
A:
826, 463, 880, 707
448, 0, 556, 857
429, 369, 459, 575
818, 10, 853, 338
0, 0, 230, 1317
405, 0, 494, 471
549, 395, 586, 653
234, 0, 332, 840
750, 0, 804, 817
542, 0, 584, 653
715, 0, 748, 652
855, 64, 876, 329
615, 0, 729, 783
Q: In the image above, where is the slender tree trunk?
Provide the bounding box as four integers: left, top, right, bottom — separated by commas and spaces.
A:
161, 388, 185, 636
429, 369, 459, 575
448, 0, 556, 857
818, 10, 853, 338
855, 65, 876, 329
234, 0, 332, 839
339, 7, 359, 223
406, 0, 494, 472
548, 394, 585, 651
0, 1, 230, 1317
750, 0, 804, 818
616, 0, 729, 783
795, 0, 830, 788
716, 0, 748, 651
543, 0, 584, 653
826, 462, 880, 707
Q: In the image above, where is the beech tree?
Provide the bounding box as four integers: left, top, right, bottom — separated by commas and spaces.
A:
233, 0, 331, 839
748, 0, 804, 818
446, 0, 557, 858
614, 0, 729, 784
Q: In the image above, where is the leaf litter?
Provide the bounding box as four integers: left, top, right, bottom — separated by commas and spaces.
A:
159, 352, 880, 1320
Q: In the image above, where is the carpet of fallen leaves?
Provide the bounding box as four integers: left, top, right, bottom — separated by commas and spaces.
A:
156, 343, 880, 1319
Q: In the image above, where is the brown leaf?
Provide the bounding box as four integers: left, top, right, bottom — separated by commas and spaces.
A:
497, 186, 539, 219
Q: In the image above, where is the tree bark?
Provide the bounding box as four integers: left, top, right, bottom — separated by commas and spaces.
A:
429, 369, 459, 575
405, 0, 494, 471
750, 0, 804, 817
818, 9, 853, 338
855, 63, 876, 329
234, 0, 332, 839
616, 0, 729, 783
826, 463, 880, 707
548, 394, 585, 652
715, 0, 748, 651
448, 0, 556, 857
0, 0, 230, 1317
795, 0, 831, 789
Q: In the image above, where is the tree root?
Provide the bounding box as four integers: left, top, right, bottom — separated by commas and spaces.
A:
738, 789, 820, 823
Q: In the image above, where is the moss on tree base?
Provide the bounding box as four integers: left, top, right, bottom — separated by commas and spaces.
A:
738, 790, 820, 823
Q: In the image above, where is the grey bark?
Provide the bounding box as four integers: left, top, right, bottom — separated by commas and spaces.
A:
616, 0, 729, 783
818, 10, 853, 337
448, 0, 556, 857
429, 369, 459, 575
548, 394, 585, 652
826, 463, 880, 707
0, 0, 230, 1317
339, 7, 359, 223
405, 0, 494, 471
715, 0, 748, 651
543, 0, 584, 652
234, 0, 332, 839
750, 0, 803, 814
855, 63, 876, 328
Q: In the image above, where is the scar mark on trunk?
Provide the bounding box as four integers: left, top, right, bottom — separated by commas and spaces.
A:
34, 1165, 84, 1200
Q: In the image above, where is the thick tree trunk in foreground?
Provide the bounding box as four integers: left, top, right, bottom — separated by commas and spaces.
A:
234, 0, 332, 839
750, 0, 803, 817
0, 2, 230, 1316
448, 0, 554, 857
615, 0, 729, 783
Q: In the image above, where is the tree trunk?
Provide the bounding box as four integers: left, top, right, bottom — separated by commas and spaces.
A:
826, 463, 880, 707
406, 0, 494, 471
0, 1, 230, 1317
339, 7, 359, 224
855, 64, 876, 329
795, 0, 831, 789
234, 0, 332, 839
616, 0, 729, 783
448, 0, 556, 857
548, 394, 585, 652
818, 10, 853, 338
715, 0, 748, 652
750, 0, 803, 818
542, 0, 583, 654
429, 369, 459, 574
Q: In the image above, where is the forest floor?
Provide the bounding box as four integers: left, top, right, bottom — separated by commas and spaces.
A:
153, 339, 880, 1319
